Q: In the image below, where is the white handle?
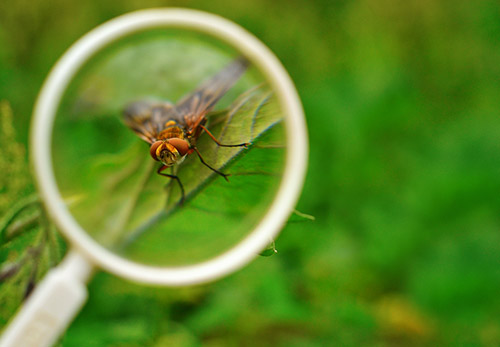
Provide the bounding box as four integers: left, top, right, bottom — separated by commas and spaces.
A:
0, 250, 94, 347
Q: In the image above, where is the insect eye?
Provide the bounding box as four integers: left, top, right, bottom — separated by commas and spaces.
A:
167, 138, 190, 156
149, 141, 163, 160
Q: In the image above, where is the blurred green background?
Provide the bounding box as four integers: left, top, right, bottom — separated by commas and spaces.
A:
1, 0, 500, 346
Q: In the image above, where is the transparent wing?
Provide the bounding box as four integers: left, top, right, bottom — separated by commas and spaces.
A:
123, 100, 180, 144
175, 57, 249, 131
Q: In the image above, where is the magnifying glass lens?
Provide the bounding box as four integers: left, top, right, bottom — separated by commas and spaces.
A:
51, 29, 286, 266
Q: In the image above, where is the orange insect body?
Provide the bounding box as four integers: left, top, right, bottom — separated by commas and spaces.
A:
149, 121, 192, 165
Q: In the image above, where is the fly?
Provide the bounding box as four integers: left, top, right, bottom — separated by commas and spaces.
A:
123, 57, 250, 204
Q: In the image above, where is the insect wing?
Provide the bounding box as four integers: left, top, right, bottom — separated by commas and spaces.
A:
123, 100, 180, 144
175, 57, 249, 131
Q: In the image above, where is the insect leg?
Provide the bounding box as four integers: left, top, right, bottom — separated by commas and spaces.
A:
157, 165, 185, 204
192, 147, 230, 182
199, 124, 250, 148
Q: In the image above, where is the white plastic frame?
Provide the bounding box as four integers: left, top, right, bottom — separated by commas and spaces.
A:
31, 8, 307, 286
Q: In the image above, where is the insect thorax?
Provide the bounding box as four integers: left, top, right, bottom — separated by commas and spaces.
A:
157, 122, 186, 141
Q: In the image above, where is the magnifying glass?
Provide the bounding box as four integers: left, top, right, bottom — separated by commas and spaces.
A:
0, 8, 307, 347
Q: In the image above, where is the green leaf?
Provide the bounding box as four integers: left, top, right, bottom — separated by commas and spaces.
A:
124, 86, 283, 234
56, 89, 285, 266
259, 240, 278, 257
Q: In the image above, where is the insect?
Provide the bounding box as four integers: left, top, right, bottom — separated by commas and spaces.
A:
123, 57, 250, 204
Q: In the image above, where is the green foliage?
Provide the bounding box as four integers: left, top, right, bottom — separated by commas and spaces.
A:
0, 103, 63, 328
0, 101, 30, 212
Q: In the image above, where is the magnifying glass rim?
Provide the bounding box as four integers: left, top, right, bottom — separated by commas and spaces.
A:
31, 8, 308, 286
